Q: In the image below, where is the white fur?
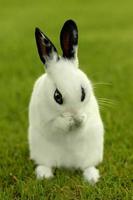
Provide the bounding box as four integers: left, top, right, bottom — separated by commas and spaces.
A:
28, 58, 104, 184
36, 165, 53, 179
83, 167, 100, 184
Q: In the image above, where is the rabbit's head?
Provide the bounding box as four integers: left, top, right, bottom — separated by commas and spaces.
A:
35, 20, 93, 128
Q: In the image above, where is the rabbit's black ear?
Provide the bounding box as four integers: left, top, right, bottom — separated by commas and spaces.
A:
35, 28, 58, 65
60, 20, 78, 59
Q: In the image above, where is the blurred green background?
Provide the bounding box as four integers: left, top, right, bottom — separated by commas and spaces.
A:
0, 0, 133, 199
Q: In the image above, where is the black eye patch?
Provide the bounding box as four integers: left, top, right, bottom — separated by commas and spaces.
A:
81, 87, 86, 102
54, 89, 63, 105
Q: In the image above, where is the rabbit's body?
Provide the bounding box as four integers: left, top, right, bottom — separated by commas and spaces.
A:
28, 20, 104, 184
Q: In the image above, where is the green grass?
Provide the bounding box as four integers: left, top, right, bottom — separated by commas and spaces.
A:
0, 0, 133, 199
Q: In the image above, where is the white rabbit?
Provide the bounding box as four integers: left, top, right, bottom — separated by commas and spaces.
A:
28, 20, 104, 184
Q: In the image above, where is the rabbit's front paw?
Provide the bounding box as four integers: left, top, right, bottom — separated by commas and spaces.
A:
74, 113, 87, 127
61, 113, 75, 131
36, 165, 53, 180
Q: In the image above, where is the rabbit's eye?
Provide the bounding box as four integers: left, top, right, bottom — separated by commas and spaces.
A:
54, 89, 63, 105
81, 87, 85, 102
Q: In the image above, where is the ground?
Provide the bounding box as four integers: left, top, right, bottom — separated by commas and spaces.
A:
0, 0, 133, 199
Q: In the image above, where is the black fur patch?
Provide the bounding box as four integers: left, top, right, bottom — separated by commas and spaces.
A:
35, 27, 58, 65
60, 20, 78, 59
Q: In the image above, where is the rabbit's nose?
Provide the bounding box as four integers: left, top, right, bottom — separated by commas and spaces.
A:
62, 110, 78, 116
